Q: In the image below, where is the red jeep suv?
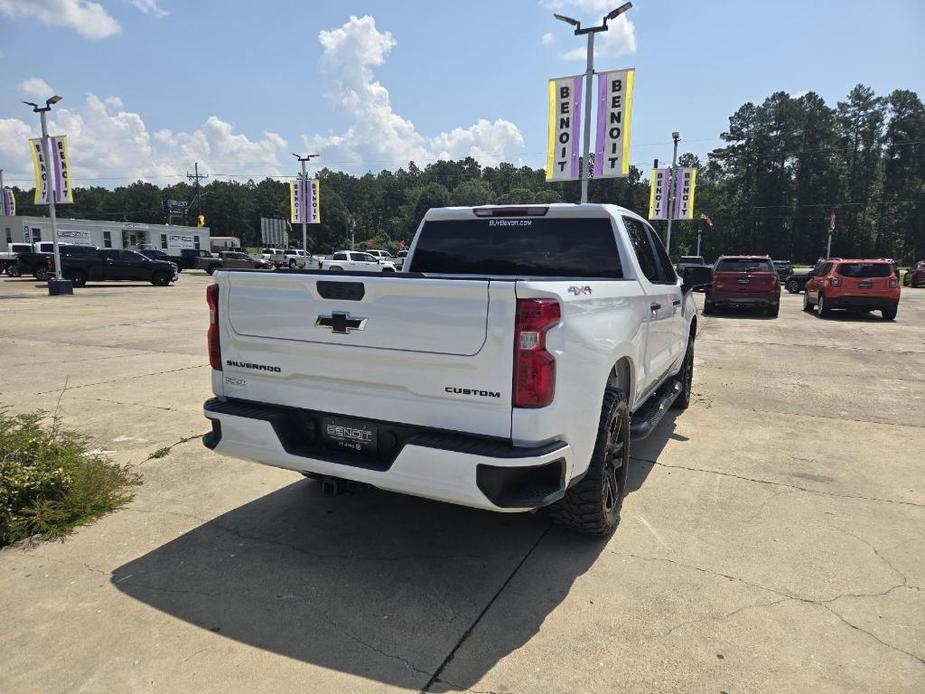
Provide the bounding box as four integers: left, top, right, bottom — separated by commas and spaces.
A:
704, 255, 781, 317
803, 258, 900, 320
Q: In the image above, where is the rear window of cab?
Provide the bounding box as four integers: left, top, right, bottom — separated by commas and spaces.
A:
715, 258, 774, 273
836, 263, 892, 278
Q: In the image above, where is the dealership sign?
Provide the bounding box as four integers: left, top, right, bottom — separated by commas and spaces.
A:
647, 168, 671, 220
545, 75, 583, 182
673, 167, 697, 220
593, 69, 635, 179
29, 135, 74, 205
1, 187, 14, 216
290, 178, 320, 224
56, 229, 93, 245
167, 234, 196, 249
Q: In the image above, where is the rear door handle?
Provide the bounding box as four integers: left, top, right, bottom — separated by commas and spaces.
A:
672, 299, 681, 306
650, 303, 662, 311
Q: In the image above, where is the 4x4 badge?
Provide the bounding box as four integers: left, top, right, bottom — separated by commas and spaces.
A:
316, 311, 367, 334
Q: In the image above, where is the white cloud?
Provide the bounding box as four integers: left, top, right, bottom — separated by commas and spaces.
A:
561, 15, 635, 59
306, 15, 525, 171
541, 32, 556, 45
129, 0, 167, 17
790, 90, 809, 99
541, 0, 622, 14
0, 90, 289, 184
0, 0, 121, 40
19, 77, 56, 101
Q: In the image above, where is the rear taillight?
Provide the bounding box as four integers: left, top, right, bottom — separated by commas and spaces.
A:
831, 276, 842, 287
889, 278, 898, 288
207, 283, 221, 370
513, 299, 560, 408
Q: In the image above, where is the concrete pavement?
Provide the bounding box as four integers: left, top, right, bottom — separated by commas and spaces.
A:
1, 272, 923, 692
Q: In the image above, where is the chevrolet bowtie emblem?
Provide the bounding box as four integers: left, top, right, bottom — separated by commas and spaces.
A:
315, 311, 367, 334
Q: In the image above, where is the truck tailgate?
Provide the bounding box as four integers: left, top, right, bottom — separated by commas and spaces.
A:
217, 272, 517, 438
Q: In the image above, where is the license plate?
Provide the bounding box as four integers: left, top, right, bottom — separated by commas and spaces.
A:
858, 281, 871, 289
322, 417, 378, 455
737, 278, 750, 284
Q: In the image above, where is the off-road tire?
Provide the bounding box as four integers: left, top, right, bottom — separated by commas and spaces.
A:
882, 303, 897, 321
151, 271, 171, 286
548, 387, 630, 537
672, 338, 694, 410
66, 270, 87, 288
206, 265, 217, 276
328, 265, 344, 272
289, 259, 297, 269
703, 299, 715, 315
6, 265, 21, 277
817, 292, 831, 317
785, 279, 800, 294
767, 302, 780, 318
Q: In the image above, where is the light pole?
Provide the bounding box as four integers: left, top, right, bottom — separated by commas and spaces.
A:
292, 152, 319, 251
554, 3, 632, 204
23, 95, 72, 295
664, 130, 680, 254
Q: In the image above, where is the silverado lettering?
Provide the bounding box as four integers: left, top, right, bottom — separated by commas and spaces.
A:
225, 360, 281, 372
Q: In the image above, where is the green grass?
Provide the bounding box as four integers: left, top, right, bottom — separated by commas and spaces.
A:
0, 409, 141, 547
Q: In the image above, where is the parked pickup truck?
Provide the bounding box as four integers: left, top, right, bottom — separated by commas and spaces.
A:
1, 242, 33, 276
13, 244, 94, 280
56, 247, 178, 286
202, 204, 712, 536
261, 247, 308, 269
196, 251, 272, 274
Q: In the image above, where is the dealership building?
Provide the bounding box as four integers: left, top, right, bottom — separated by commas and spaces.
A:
1, 215, 211, 253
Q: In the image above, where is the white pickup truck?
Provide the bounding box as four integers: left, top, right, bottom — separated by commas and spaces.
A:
203, 204, 712, 536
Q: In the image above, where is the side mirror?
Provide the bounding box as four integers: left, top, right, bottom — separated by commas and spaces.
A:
682, 265, 713, 293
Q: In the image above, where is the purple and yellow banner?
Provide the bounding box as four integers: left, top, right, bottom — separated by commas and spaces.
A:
593, 68, 634, 179
545, 75, 583, 182
647, 167, 671, 220
29, 135, 74, 205
1, 188, 14, 216
291, 178, 321, 224
308, 178, 320, 224
672, 167, 697, 220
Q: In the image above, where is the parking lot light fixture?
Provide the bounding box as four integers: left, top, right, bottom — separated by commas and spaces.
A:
553, 4, 634, 204
23, 95, 72, 295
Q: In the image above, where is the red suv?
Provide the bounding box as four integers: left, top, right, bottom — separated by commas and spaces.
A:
704, 255, 781, 317
803, 258, 900, 320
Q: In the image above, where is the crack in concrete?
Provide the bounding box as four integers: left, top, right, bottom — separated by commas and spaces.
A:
697, 336, 925, 357
612, 551, 924, 667
34, 365, 206, 395
642, 597, 791, 641
422, 524, 552, 693
89, 397, 178, 413
318, 612, 436, 681
631, 456, 925, 509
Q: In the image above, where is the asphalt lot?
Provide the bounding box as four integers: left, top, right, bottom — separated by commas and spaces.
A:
1, 272, 923, 693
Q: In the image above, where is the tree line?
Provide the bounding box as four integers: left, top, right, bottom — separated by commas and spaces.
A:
7, 84, 923, 263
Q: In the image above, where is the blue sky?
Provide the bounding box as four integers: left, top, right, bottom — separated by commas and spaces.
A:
1, 0, 923, 187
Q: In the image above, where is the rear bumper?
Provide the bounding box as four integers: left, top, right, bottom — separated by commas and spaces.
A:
709, 291, 778, 306
203, 398, 572, 512
827, 295, 898, 309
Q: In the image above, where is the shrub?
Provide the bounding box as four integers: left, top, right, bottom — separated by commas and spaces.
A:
0, 409, 141, 547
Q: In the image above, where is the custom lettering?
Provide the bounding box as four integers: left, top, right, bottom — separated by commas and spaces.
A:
444, 387, 502, 399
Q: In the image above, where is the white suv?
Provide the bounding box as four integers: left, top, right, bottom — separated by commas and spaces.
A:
322, 251, 396, 272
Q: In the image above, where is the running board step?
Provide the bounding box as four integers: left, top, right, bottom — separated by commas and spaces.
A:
630, 380, 682, 440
